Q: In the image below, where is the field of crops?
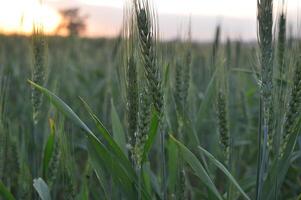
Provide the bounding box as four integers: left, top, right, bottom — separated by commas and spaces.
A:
0, 0, 301, 199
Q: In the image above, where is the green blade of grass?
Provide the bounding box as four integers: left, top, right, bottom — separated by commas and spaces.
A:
91, 163, 109, 200
80, 98, 151, 199
87, 135, 136, 199
83, 105, 153, 199
0, 180, 15, 200
28, 80, 95, 138
29, 80, 135, 181
262, 116, 301, 199
198, 146, 251, 200
142, 109, 160, 163
79, 97, 136, 178
144, 163, 161, 199
42, 119, 56, 178
196, 68, 217, 125
28, 80, 149, 198
163, 63, 170, 87
111, 100, 127, 155
170, 135, 223, 200
33, 178, 51, 200
167, 136, 179, 192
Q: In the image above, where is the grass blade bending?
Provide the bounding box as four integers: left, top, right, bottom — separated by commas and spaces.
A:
28, 80, 151, 198
198, 146, 250, 200
170, 135, 223, 200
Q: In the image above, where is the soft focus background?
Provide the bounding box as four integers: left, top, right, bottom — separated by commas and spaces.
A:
0, 0, 300, 40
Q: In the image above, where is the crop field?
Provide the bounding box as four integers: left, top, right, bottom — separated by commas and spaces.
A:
0, 0, 301, 199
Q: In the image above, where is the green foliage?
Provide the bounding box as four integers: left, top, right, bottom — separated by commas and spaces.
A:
170, 135, 223, 200
0, 180, 15, 200
1, 1, 301, 199
42, 119, 56, 179
199, 146, 250, 200
111, 100, 127, 155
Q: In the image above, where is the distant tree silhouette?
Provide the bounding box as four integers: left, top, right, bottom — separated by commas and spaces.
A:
56, 8, 88, 36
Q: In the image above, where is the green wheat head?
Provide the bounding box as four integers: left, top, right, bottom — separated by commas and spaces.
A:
133, 87, 151, 167
134, 0, 163, 115
31, 26, 47, 124
281, 58, 301, 155
126, 47, 139, 149
257, 0, 274, 151
212, 25, 221, 70
217, 90, 230, 160
124, 11, 139, 150
277, 12, 286, 78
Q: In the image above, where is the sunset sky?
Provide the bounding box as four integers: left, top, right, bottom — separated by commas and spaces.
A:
0, 0, 299, 41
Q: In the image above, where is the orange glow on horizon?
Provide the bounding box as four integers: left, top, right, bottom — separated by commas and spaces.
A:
0, 0, 62, 35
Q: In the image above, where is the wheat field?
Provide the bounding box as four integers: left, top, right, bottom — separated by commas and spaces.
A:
0, 0, 301, 199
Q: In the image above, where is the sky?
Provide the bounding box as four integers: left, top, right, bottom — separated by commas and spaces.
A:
0, 0, 299, 41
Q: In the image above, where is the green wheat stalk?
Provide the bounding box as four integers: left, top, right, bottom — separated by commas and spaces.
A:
134, 1, 166, 199
256, 0, 274, 199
